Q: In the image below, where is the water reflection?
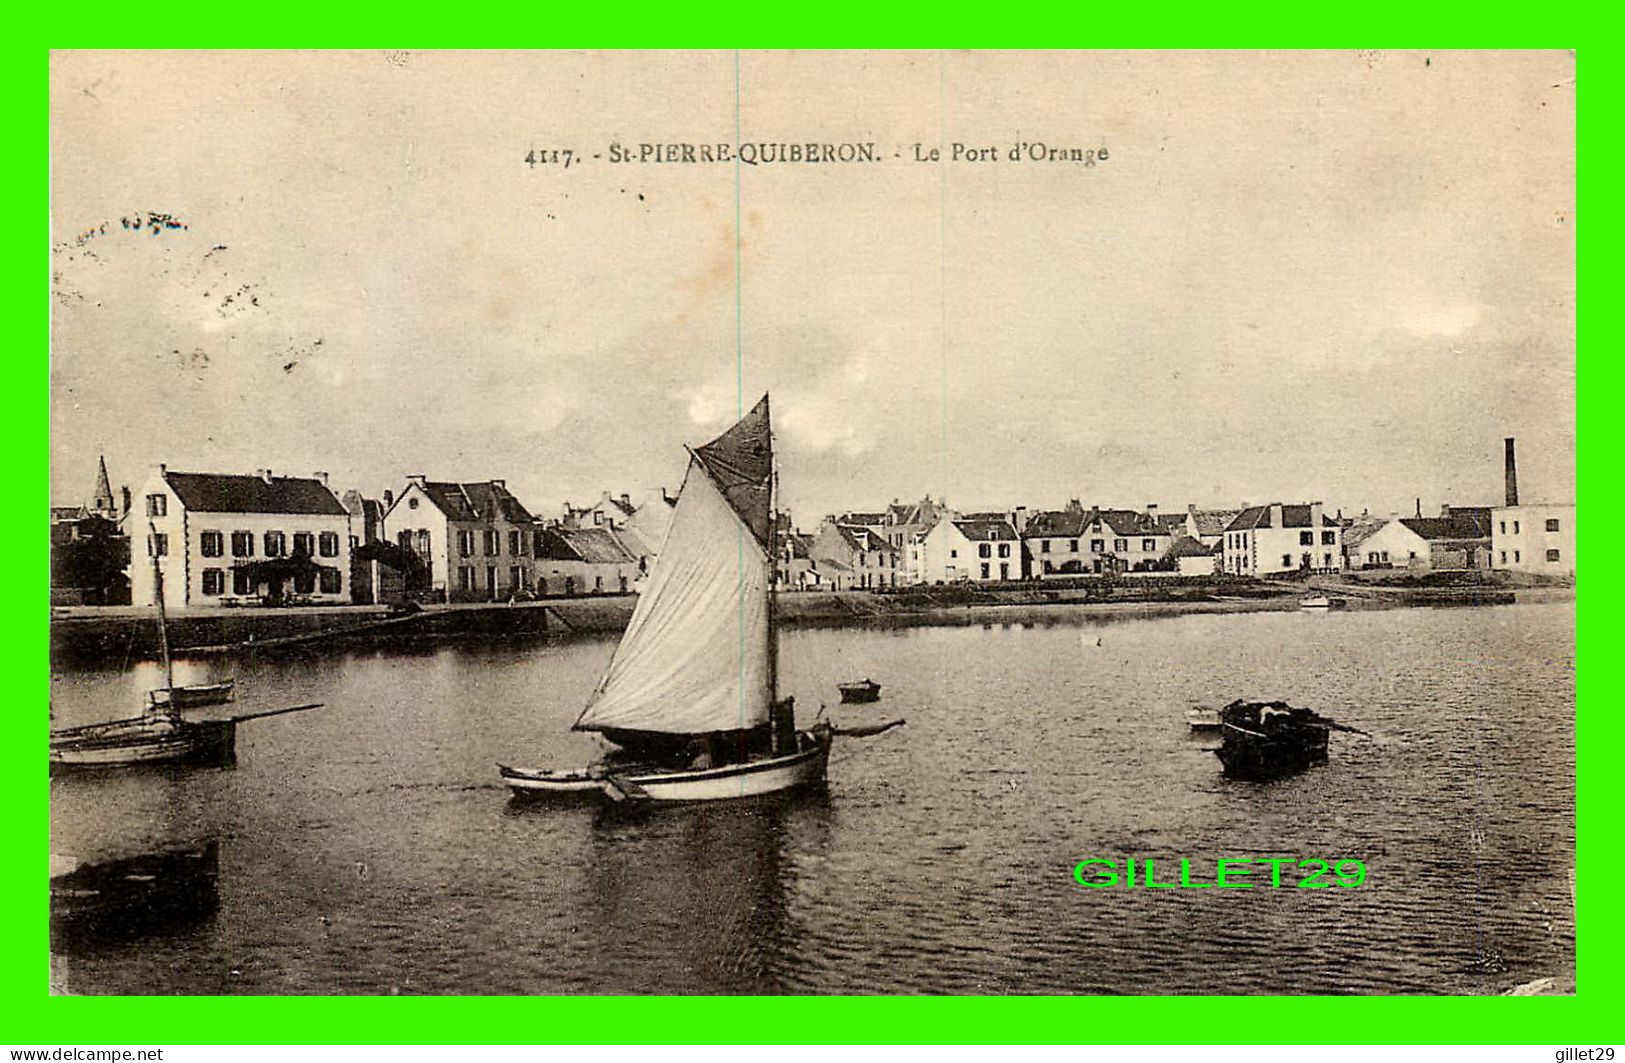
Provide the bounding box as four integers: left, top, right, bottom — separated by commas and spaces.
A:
582, 790, 830, 993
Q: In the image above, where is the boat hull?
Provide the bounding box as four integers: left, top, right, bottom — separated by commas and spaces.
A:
838, 682, 881, 703
615, 733, 831, 802
50, 717, 236, 771
502, 729, 832, 803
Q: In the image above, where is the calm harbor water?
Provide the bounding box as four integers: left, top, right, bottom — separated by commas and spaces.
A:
49, 601, 1575, 995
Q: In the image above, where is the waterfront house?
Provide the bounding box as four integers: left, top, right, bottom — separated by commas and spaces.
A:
1351, 506, 1492, 573
810, 520, 902, 589
1167, 536, 1219, 576
1220, 502, 1342, 576
921, 517, 1022, 583
130, 466, 352, 608
536, 526, 642, 595
1491, 503, 1575, 577
1021, 501, 1091, 579
384, 476, 538, 603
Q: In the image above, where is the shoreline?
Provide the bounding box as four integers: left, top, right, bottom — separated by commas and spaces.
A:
49, 581, 1574, 667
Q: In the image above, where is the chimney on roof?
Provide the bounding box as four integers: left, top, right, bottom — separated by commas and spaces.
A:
492, 478, 505, 490
407, 474, 426, 488
383, 489, 394, 508
120, 486, 131, 516
1415, 497, 1422, 518
1440, 503, 1451, 517
1268, 503, 1283, 528
260, 468, 274, 484
1188, 503, 1198, 515
1504, 437, 1519, 507
1012, 506, 1028, 533
1146, 503, 1158, 518
313, 471, 328, 486
1310, 501, 1323, 527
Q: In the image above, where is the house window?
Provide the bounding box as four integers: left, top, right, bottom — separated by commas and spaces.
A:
231, 531, 254, 557
1514, 521, 1520, 534
595, 576, 604, 592
997, 543, 1010, 558
319, 568, 341, 594
1499, 521, 1506, 533
949, 549, 958, 559
1367, 552, 1378, 564
1514, 550, 1521, 563
1091, 539, 1104, 552
416, 530, 431, 557
398, 530, 413, 552
1380, 551, 1389, 563
200, 531, 223, 557
1322, 531, 1336, 545
484, 529, 500, 556
201, 568, 224, 595
1546, 549, 1561, 563
1069, 539, 1079, 552
1282, 554, 1293, 569
1408, 551, 1417, 559
509, 530, 523, 555
1546, 519, 1561, 532
1041, 540, 1051, 553
534, 529, 546, 556
980, 563, 990, 579
294, 570, 316, 595
146, 494, 166, 517
458, 567, 473, 592
147, 533, 168, 557
264, 531, 286, 557
978, 543, 992, 558
1500, 551, 1507, 563
232, 568, 254, 595
458, 530, 474, 557
408, 497, 419, 509
318, 532, 339, 557
1114, 539, 1127, 552
1299, 531, 1314, 546
1324, 553, 1333, 568
510, 566, 525, 590
292, 532, 314, 556
1142, 539, 1155, 552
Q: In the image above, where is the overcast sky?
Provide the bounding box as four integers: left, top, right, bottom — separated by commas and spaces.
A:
50, 50, 1575, 525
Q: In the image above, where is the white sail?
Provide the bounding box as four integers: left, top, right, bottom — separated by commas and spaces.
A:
573, 458, 772, 735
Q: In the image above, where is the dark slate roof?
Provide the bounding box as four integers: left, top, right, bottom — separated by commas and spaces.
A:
1401, 513, 1493, 541
837, 511, 888, 527
1191, 508, 1242, 535
1022, 509, 1089, 538
952, 519, 1020, 542
419, 481, 535, 523
835, 524, 899, 554
1167, 535, 1215, 558
1154, 513, 1188, 535
1092, 508, 1166, 536
1224, 504, 1322, 531
539, 527, 636, 564
164, 472, 347, 516
1341, 520, 1387, 550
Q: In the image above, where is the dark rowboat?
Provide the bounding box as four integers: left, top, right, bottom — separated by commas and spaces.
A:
838, 679, 882, 703
1214, 699, 1351, 780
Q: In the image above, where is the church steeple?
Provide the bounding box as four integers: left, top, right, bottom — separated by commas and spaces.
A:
91, 455, 116, 519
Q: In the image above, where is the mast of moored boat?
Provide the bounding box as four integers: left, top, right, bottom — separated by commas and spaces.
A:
766, 450, 782, 751
149, 522, 175, 698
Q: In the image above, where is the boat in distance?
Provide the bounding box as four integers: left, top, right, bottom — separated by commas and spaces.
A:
1300, 594, 1348, 610
499, 394, 895, 804
838, 678, 882, 703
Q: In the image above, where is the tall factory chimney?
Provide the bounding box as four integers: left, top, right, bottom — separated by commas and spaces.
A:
1504, 437, 1520, 507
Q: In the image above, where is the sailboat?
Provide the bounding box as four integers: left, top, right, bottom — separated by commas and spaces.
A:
50, 526, 318, 771
500, 395, 875, 803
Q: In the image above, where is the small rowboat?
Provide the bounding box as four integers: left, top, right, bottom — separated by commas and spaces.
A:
148, 680, 236, 710
1300, 595, 1348, 610
838, 678, 882, 703
497, 764, 605, 796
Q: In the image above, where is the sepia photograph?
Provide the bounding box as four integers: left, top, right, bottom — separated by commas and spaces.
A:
47, 49, 1575, 997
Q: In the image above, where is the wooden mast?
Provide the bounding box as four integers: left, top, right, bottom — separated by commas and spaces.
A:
149, 521, 175, 697
766, 431, 783, 752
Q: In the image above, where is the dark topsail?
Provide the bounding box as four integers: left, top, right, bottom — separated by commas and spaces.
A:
693, 394, 774, 554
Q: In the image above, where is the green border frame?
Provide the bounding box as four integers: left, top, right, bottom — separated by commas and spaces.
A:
17, 21, 1611, 1045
